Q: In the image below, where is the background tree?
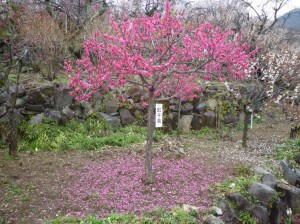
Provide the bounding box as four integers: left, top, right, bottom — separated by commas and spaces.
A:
66, 1, 255, 183
0, 2, 28, 156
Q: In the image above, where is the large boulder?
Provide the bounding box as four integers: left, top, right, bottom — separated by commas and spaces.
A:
9, 85, 26, 98
191, 114, 205, 130
295, 153, 300, 164
207, 99, 218, 110
90, 93, 103, 112
0, 109, 24, 124
80, 100, 92, 114
29, 113, 45, 124
178, 115, 193, 133
120, 108, 135, 126
0, 92, 9, 105
20, 108, 41, 115
269, 198, 286, 224
40, 86, 58, 97
277, 183, 300, 211
103, 96, 119, 115
27, 90, 47, 105
261, 173, 277, 189
0, 105, 7, 118
203, 111, 216, 128
69, 103, 83, 118
180, 102, 193, 114
227, 193, 251, 211
15, 97, 27, 108
217, 198, 242, 224
44, 108, 62, 122
248, 182, 276, 204
61, 106, 76, 122
54, 88, 74, 110
287, 186, 300, 211
280, 159, 300, 186
248, 205, 269, 224
24, 104, 45, 113
195, 103, 206, 113
252, 167, 270, 176
99, 112, 120, 127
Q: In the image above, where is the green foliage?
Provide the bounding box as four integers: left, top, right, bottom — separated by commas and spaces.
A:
283, 215, 294, 224
210, 174, 258, 202
19, 118, 152, 151
276, 137, 300, 161
238, 211, 256, 224
4, 154, 20, 160
5, 183, 22, 195
217, 99, 237, 121
232, 164, 253, 176
47, 208, 197, 224
0, 216, 5, 224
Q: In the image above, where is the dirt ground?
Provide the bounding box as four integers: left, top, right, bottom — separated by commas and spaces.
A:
0, 118, 291, 224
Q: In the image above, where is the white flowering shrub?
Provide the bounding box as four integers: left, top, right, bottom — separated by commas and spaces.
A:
259, 50, 300, 106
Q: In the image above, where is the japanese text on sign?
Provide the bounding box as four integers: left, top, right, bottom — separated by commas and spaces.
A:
155, 104, 163, 127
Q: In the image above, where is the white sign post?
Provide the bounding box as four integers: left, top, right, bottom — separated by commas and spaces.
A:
155, 104, 163, 128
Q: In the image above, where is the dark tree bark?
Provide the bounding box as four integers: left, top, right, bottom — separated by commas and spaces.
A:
242, 105, 251, 148
8, 57, 21, 156
145, 94, 155, 184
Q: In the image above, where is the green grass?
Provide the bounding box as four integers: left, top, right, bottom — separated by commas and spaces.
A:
19, 118, 162, 151
5, 183, 22, 196
210, 167, 258, 203
0, 216, 5, 224
47, 207, 197, 224
276, 137, 300, 165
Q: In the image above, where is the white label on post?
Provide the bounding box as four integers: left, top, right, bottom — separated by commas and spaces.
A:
155, 104, 163, 128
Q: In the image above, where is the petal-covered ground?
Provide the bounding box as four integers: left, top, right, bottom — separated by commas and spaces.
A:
63, 156, 230, 217
0, 121, 290, 223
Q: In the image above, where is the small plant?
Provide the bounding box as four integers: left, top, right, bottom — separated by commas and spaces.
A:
0, 216, 5, 224
232, 164, 253, 176
5, 154, 20, 160
5, 183, 22, 196
26, 184, 35, 190
238, 211, 256, 224
21, 193, 31, 202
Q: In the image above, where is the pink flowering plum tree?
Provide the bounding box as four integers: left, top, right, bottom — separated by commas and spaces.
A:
65, 1, 255, 183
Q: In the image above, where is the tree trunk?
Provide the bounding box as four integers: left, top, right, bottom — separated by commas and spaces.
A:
242, 105, 251, 148
177, 98, 181, 134
8, 65, 20, 156
145, 95, 155, 184
8, 109, 18, 156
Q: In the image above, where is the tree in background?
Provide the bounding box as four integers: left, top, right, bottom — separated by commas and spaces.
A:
19, 12, 66, 80
66, 1, 255, 183
0, 2, 28, 156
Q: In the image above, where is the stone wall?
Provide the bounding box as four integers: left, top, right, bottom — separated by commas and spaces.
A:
0, 84, 242, 131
